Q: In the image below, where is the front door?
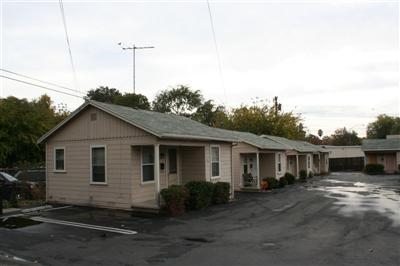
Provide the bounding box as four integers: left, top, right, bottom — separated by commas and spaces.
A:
167, 148, 178, 186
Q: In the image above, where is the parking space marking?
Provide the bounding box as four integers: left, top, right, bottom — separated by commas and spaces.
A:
31, 216, 137, 235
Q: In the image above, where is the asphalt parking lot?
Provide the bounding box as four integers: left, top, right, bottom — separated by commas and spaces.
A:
1, 172, 399, 266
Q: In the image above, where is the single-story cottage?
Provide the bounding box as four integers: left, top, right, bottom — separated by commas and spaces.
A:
262, 135, 329, 176
362, 135, 400, 174
38, 100, 238, 210
216, 130, 288, 190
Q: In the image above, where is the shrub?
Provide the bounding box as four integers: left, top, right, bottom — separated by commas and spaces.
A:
299, 170, 307, 182
185, 181, 215, 210
278, 177, 288, 188
160, 185, 188, 216
212, 182, 230, 204
364, 164, 384, 175
308, 171, 314, 178
284, 173, 296, 185
265, 177, 278, 189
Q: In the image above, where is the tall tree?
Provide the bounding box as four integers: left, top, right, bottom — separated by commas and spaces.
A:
114, 93, 150, 110
224, 102, 305, 139
86, 86, 122, 103
192, 100, 229, 127
86, 86, 150, 110
0, 95, 67, 167
367, 114, 400, 139
152, 85, 203, 116
330, 127, 361, 146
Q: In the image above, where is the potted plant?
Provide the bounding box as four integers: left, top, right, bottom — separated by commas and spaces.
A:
261, 178, 268, 191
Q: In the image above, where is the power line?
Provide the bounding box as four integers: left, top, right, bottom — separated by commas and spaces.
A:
0, 75, 84, 99
206, 0, 226, 103
0, 68, 85, 95
58, 0, 79, 93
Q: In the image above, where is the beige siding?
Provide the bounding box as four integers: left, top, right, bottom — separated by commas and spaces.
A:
366, 154, 377, 164
46, 106, 158, 210
45, 105, 236, 209
259, 153, 275, 179
232, 143, 258, 189
276, 152, 286, 178
397, 152, 400, 167
47, 139, 139, 210
49, 106, 151, 142
286, 155, 297, 176
181, 146, 206, 183
298, 154, 307, 172
213, 144, 232, 184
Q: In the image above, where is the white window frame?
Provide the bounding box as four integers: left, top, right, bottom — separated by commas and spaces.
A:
90, 145, 107, 185
210, 145, 220, 179
54, 147, 66, 172
277, 153, 282, 173
141, 146, 155, 184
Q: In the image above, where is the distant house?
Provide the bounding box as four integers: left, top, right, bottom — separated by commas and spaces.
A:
362, 135, 400, 174
38, 100, 237, 210
321, 145, 364, 171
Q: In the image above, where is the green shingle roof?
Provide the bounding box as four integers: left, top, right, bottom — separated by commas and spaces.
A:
38, 100, 238, 143
262, 135, 326, 153
215, 129, 287, 150
362, 139, 400, 151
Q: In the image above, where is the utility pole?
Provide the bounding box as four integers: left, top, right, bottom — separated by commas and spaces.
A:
118, 43, 154, 94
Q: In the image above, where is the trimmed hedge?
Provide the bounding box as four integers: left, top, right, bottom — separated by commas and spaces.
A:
284, 172, 296, 184
212, 182, 230, 204
185, 181, 215, 210
278, 176, 288, 188
265, 177, 279, 189
160, 185, 188, 216
364, 164, 384, 175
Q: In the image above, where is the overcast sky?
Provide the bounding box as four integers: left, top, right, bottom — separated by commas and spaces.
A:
1, 0, 398, 137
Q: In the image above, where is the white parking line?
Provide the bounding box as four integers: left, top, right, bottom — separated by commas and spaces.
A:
30, 216, 137, 235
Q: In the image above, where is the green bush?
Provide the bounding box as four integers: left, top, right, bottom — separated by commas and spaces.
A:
184, 181, 215, 210
212, 182, 230, 204
308, 171, 314, 178
364, 164, 384, 175
284, 173, 296, 185
278, 177, 288, 188
160, 185, 188, 216
299, 170, 307, 182
265, 177, 278, 189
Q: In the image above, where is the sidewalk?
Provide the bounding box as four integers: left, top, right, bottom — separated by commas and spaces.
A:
1, 205, 53, 218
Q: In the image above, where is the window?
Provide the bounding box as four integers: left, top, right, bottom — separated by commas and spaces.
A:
91, 146, 106, 183
277, 154, 282, 172
307, 155, 311, 169
168, 149, 177, 174
54, 147, 65, 171
142, 146, 155, 182
211, 146, 220, 177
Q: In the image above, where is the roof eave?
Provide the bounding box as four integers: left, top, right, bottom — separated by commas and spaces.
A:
160, 133, 237, 143
363, 148, 400, 152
